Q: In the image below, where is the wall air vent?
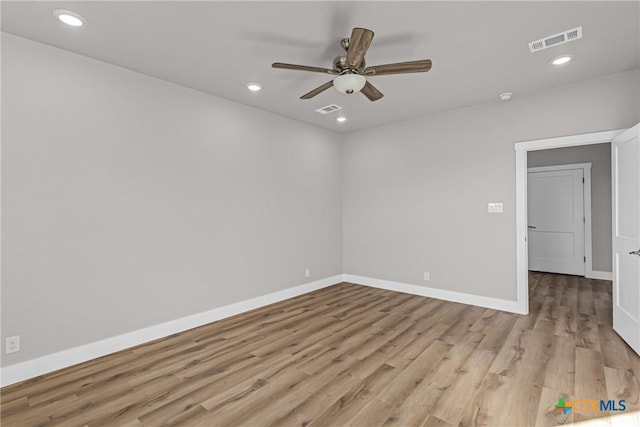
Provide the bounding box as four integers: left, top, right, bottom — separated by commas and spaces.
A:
315, 104, 342, 114
528, 26, 582, 53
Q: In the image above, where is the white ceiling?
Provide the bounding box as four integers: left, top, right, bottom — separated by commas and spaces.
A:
2, 1, 639, 133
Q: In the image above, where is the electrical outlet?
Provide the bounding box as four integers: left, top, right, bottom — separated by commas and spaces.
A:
6, 336, 20, 354
424, 272, 430, 281
305, 269, 310, 279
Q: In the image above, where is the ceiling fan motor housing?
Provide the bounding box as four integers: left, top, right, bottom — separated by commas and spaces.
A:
333, 55, 366, 73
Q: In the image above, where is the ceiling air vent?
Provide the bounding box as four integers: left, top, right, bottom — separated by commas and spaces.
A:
315, 104, 342, 114
528, 26, 582, 53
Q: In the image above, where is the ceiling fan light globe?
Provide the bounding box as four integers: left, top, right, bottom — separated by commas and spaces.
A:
333, 74, 366, 95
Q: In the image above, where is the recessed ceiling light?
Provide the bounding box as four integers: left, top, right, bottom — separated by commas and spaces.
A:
551, 55, 573, 66
498, 92, 513, 101
246, 83, 262, 92
336, 116, 347, 123
53, 10, 87, 27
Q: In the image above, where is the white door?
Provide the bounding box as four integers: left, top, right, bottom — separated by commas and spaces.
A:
528, 167, 585, 275
612, 124, 640, 355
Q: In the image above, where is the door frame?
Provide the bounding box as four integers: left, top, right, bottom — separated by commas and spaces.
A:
514, 129, 625, 314
527, 163, 592, 277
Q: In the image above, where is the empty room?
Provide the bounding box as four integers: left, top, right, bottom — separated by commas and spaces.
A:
1, 1, 639, 426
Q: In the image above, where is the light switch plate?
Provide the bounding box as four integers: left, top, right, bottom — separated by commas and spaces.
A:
488, 203, 504, 213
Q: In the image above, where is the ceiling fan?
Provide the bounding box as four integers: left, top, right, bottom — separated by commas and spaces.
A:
272, 27, 432, 101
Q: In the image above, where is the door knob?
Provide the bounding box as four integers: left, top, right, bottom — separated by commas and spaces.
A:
528, 225, 537, 229
630, 249, 640, 256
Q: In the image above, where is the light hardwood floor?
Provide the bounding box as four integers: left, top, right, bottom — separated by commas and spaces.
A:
2, 272, 639, 426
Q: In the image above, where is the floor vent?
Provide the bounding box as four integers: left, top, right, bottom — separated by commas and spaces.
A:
528, 26, 582, 53
315, 104, 342, 114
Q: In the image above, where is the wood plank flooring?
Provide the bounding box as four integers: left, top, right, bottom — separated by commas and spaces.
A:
2, 272, 640, 426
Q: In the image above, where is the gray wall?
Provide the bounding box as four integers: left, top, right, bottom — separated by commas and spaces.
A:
1, 34, 343, 366
342, 69, 639, 301
528, 144, 612, 272
3, 32, 639, 369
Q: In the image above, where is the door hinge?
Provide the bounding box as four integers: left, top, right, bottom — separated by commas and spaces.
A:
583, 177, 585, 183
584, 256, 586, 262
584, 216, 586, 223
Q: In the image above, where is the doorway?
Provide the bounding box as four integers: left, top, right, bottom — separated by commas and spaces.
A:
513, 129, 624, 315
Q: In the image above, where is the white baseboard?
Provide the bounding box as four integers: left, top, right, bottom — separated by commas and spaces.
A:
343, 274, 524, 314
1, 273, 528, 387
0, 275, 343, 387
588, 270, 613, 281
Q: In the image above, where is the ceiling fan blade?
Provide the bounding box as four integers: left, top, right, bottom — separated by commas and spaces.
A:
346, 27, 374, 69
272, 63, 337, 75
363, 59, 432, 76
361, 81, 384, 101
300, 80, 334, 99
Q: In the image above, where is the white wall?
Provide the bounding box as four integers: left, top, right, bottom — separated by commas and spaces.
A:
528, 143, 612, 272
342, 69, 640, 301
1, 34, 343, 366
